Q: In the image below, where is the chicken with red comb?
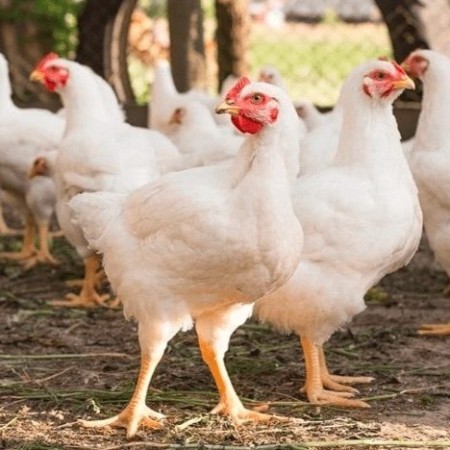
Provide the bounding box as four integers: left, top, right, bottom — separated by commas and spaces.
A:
255, 59, 421, 408
30, 54, 168, 307
403, 49, 450, 336
68, 77, 303, 437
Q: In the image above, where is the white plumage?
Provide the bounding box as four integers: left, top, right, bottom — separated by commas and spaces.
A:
31, 54, 165, 307
0, 52, 63, 267
69, 78, 303, 438
165, 101, 244, 166
149, 60, 227, 132
405, 49, 450, 336
255, 59, 422, 408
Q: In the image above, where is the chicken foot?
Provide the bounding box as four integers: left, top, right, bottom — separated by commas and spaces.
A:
22, 223, 60, 269
80, 353, 164, 438
51, 254, 110, 308
198, 337, 275, 423
317, 345, 374, 393
79, 322, 174, 438
300, 336, 370, 408
418, 322, 450, 336
0, 215, 36, 261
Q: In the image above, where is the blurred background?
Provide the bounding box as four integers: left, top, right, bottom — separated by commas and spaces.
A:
1, 0, 449, 130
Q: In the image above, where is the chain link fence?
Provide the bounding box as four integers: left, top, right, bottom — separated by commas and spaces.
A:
1, 0, 449, 110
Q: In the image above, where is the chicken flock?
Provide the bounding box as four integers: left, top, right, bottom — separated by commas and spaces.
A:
0, 48, 449, 438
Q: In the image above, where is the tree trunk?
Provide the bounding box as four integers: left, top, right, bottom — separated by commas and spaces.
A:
167, 0, 206, 92
215, 0, 250, 91
0, 0, 56, 105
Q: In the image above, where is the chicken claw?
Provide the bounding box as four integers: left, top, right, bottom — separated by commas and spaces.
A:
210, 402, 284, 424
80, 404, 164, 439
50, 291, 110, 308
418, 322, 450, 336
301, 337, 371, 409
318, 346, 374, 393
21, 251, 60, 270
307, 388, 370, 408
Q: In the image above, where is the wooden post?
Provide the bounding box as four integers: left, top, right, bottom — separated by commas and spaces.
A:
215, 0, 250, 91
75, 0, 125, 77
167, 0, 206, 92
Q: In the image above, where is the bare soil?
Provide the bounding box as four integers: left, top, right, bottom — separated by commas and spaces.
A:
0, 227, 449, 450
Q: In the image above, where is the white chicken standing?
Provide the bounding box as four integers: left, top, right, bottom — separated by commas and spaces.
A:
0, 52, 63, 267
254, 59, 422, 407
30, 53, 163, 307
69, 77, 303, 437
403, 49, 450, 336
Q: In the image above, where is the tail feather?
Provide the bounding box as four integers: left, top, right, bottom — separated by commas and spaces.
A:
68, 192, 126, 252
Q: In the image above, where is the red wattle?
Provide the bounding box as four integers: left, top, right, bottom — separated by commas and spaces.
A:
231, 115, 264, 134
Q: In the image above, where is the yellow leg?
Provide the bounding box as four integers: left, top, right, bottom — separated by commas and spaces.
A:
318, 345, 374, 393
301, 336, 370, 408
21, 223, 60, 269
80, 353, 164, 438
198, 338, 274, 423
51, 254, 110, 308
0, 203, 19, 236
0, 214, 36, 260
65, 268, 105, 288
418, 322, 450, 336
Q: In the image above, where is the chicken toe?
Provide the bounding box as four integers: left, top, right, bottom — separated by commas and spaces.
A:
80, 404, 164, 439
318, 345, 374, 393
50, 291, 110, 308
418, 322, 450, 336
210, 402, 280, 424
301, 337, 370, 409
308, 389, 370, 408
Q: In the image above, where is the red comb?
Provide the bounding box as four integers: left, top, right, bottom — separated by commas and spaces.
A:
378, 57, 407, 76
226, 76, 251, 100
392, 60, 407, 76
35, 52, 60, 71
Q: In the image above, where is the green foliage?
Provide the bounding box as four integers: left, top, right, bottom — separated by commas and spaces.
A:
1, 0, 85, 57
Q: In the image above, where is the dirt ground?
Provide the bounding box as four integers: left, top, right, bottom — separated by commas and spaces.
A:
0, 223, 449, 450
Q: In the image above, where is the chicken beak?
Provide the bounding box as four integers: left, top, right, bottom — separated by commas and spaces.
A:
29, 70, 44, 82
392, 75, 415, 91
215, 100, 240, 116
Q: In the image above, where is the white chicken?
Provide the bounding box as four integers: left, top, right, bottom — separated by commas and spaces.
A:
257, 65, 308, 140
254, 59, 422, 407
295, 99, 331, 131
149, 60, 227, 133
165, 101, 244, 165
68, 77, 303, 437
299, 74, 414, 175
403, 49, 450, 336
30, 53, 163, 307
0, 52, 63, 267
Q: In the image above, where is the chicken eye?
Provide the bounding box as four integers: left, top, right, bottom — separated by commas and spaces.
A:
374, 72, 386, 80
251, 93, 264, 103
